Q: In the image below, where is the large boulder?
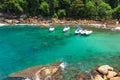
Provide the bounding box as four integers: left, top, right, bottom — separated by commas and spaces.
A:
97, 65, 113, 75
110, 77, 120, 80
94, 74, 104, 80
107, 71, 117, 78
8, 62, 63, 80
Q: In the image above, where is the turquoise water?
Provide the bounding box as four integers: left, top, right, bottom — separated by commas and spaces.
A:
0, 25, 120, 79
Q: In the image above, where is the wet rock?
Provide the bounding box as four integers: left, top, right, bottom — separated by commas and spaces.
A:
97, 65, 113, 75
107, 71, 117, 78
90, 69, 100, 75
110, 77, 120, 80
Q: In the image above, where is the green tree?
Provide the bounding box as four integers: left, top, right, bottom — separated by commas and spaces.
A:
48, 0, 59, 16
71, 0, 85, 19
0, 0, 119, 19
113, 5, 120, 20
85, 1, 96, 19
57, 9, 66, 18
104, 0, 120, 8
26, 0, 40, 16
58, 0, 71, 17
0, 0, 26, 14
39, 1, 50, 17
97, 1, 112, 19
53, 13, 58, 18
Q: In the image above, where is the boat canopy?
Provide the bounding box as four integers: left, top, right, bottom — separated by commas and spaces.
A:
76, 26, 82, 30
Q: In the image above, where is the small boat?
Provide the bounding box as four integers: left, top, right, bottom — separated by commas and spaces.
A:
63, 26, 70, 32
49, 27, 55, 32
80, 29, 93, 35
74, 27, 82, 34
75, 27, 93, 35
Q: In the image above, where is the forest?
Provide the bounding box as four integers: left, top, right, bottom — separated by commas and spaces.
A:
0, 0, 120, 20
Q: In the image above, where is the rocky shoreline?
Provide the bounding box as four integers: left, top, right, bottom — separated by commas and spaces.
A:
5, 62, 120, 80
0, 17, 120, 30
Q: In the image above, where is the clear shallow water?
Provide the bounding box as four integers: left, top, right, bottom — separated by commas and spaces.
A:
0, 25, 120, 79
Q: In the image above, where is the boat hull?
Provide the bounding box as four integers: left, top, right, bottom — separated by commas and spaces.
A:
49, 27, 55, 32
75, 30, 93, 35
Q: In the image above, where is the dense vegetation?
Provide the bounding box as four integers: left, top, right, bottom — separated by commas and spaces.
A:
0, 0, 120, 20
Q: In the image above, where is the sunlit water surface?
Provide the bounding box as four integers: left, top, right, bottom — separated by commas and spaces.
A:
0, 25, 120, 79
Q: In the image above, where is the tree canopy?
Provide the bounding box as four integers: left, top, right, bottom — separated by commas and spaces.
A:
0, 0, 120, 19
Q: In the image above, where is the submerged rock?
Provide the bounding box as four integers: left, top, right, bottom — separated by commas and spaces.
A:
76, 73, 90, 80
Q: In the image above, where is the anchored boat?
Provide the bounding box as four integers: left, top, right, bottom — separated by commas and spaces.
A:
80, 29, 93, 35
75, 27, 82, 34
49, 27, 55, 32
75, 27, 93, 35
63, 26, 70, 32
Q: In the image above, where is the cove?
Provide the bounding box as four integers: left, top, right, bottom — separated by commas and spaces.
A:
0, 25, 120, 79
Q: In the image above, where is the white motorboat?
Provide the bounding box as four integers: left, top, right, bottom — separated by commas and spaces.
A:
74, 27, 82, 34
75, 27, 93, 35
80, 30, 93, 35
75, 30, 80, 34
49, 27, 55, 32
63, 26, 70, 32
